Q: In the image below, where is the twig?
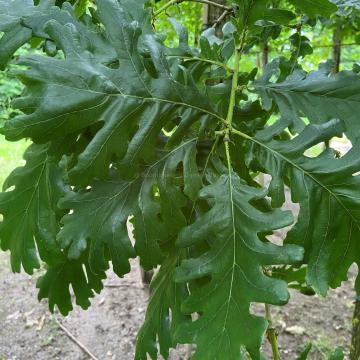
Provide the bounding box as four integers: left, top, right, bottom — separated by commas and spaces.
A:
154, 0, 180, 16
55, 318, 100, 360
195, 0, 231, 11
104, 283, 143, 289
154, 0, 231, 17
37, 315, 45, 331
212, 9, 230, 29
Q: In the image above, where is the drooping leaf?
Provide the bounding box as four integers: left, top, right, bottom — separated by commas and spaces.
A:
246, 118, 360, 295
175, 172, 303, 359
37, 253, 106, 316
58, 138, 201, 275
135, 249, 190, 360
57, 170, 138, 277
1, 0, 218, 185
133, 138, 202, 270
234, 0, 295, 30
0, 0, 46, 69
0, 144, 67, 273
254, 66, 360, 139
0, 0, 117, 68
250, 1, 296, 27
39, 139, 201, 316
287, 0, 337, 17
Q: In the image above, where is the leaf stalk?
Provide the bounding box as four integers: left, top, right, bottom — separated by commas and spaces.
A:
225, 49, 241, 132
265, 303, 281, 360
220, 29, 247, 187
224, 28, 247, 134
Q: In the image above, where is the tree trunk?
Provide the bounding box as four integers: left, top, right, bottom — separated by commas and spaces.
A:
332, 23, 342, 74
351, 298, 360, 360
261, 42, 269, 70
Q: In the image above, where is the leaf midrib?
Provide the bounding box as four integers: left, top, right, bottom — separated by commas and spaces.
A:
249, 134, 360, 230
255, 82, 360, 106
13, 80, 223, 130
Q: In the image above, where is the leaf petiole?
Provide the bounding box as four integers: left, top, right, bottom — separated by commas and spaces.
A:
265, 303, 281, 360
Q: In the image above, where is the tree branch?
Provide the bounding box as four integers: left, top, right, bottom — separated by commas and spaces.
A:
55, 318, 100, 360
154, 0, 232, 17
192, 0, 232, 10
212, 9, 230, 29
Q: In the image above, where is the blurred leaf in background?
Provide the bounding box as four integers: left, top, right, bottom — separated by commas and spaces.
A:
0, 66, 22, 122
0, 47, 31, 123
154, 1, 203, 46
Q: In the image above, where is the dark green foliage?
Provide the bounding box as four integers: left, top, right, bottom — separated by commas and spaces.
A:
0, 0, 359, 358
0, 144, 67, 273
175, 173, 303, 359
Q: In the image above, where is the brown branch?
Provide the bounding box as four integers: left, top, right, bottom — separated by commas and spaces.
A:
104, 283, 143, 289
154, 0, 232, 17
193, 0, 231, 10
212, 9, 230, 29
55, 318, 100, 360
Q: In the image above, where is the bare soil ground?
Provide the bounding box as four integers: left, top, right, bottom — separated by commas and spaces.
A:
0, 250, 355, 360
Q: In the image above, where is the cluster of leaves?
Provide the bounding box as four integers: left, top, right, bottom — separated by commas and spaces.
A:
1, 0, 360, 359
